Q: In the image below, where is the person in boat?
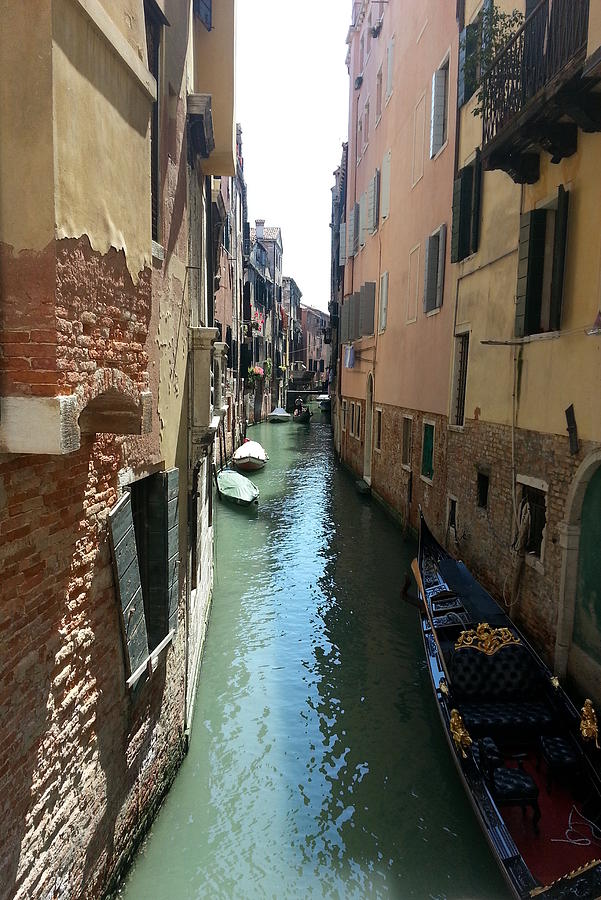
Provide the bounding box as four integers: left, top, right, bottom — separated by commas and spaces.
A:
294, 397, 303, 417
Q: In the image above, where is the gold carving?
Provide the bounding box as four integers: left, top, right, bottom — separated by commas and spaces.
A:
580, 699, 600, 749
530, 859, 601, 896
550, 675, 560, 690
455, 622, 521, 655
439, 678, 449, 696
450, 709, 472, 758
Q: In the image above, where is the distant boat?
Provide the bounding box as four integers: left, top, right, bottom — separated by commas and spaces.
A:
317, 394, 331, 412
217, 469, 259, 506
232, 440, 268, 472
268, 407, 291, 422
293, 406, 312, 424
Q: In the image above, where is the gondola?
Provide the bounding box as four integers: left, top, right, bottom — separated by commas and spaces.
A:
412, 511, 601, 900
293, 406, 312, 424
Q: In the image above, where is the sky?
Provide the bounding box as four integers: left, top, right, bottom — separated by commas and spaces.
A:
235, 0, 351, 312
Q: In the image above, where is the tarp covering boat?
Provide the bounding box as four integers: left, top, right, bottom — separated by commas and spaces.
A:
217, 470, 259, 506
268, 407, 291, 422
232, 440, 268, 472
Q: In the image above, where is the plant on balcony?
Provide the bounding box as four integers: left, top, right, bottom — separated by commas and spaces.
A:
247, 365, 264, 389
464, 4, 524, 118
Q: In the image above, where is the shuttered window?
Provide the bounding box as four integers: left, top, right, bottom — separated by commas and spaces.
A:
193, 0, 212, 30
430, 61, 449, 158
367, 170, 380, 234
457, 21, 478, 107
379, 271, 389, 332
515, 186, 569, 337
452, 333, 469, 426
339, 223, 347, 266
353, 201, 360, 255
359, 282, 376, 336
360, 192, 367, 247
340, 299, 350, 343
423, 224, 447, 313
381, 150, 391, 221
375, 409, 382, 451
451, 154, 482, 263
109, 469, 180, 686
385, 37, 394, 100
402, 416, 412, 467
347, 208, 356, 259
421, 423, 435, 480
342, 400, 347, 431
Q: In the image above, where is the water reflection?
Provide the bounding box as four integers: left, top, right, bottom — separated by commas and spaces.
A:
119, 419, 508, 900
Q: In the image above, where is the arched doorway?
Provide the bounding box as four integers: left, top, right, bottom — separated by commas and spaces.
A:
363, 373, 373, 484
555, 450, 601, 703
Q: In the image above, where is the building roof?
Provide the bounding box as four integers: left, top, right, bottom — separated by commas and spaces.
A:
250, 225, 282, 246
301, 304, 329, 322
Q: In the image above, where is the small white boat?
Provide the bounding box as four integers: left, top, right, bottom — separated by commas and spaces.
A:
232, 440, 268, 472
268, 407, 291, 422
217, 469, 259, 506
317, 394, 331, 412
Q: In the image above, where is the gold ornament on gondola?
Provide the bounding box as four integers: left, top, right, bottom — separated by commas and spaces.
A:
580, 699, 600, 749
450, 709, 472, 758
455, 622, 521, 655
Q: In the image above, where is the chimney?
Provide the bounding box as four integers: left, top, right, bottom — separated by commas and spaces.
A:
255, 219, 265, 239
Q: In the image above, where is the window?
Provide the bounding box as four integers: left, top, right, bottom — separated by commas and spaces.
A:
407, 244, 420, 323
515, 186, 570, 337
379, 271, 389, 332
356, 403, 362, 439
477, 471, 489, 509
357, 117, 363, 164
193, 0, 212, 31
451, 154, 482, 262
424, 225, 447, 313
448, 497, 457, 530
385, 36, 395, 101
376, 66, 383, 121
457, 5, 489, 107
145, 1, 163, 243
364, 101, 370, 147
452, 332, 469, 426
381, 150, 391, 220
351, 402, 355, 435
342, 400, 347, 431
375, 408, 382, 451
430, 58, 449, 158
412, 95, 426, 186
108, 469, 179, 686
368, 169, 380, 234
521, 483, 547, 560
360, 192, 367, 247
402, 416, 412, 468
421, 422, 434, 480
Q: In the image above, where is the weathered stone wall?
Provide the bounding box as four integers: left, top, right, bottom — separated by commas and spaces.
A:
447, 418, 591, 663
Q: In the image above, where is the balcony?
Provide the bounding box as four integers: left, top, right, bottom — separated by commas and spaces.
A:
481, 0, 600, 183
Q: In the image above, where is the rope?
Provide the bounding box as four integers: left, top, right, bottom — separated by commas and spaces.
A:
551, 806, 601, 847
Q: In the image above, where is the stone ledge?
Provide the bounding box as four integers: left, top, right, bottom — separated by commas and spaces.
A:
0, 395, 80, 455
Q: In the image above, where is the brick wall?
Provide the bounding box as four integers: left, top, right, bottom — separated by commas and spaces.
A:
447, 418, 591, 663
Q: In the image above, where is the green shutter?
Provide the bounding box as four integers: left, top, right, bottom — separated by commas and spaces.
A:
144, 469, 180, 649
109, 493, 150, 677
451, 176, 462, 263
421, 424, 434, 479
515, 210, 546, 337
451, 166, 474, 263
471, 152, 482, 255
550, 185, 570, 332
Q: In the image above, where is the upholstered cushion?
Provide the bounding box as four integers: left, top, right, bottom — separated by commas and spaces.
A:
492, 767, 539, 801
460, 700, 553, 735
450, 643, 540, 701
540, 735, 579, 769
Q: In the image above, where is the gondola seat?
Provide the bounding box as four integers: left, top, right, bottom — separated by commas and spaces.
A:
538, 735, 581, 791
479, 737, 541, 831
449, 642, 555, 740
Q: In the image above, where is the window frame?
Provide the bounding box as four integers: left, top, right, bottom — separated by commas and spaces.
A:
451, 331, 470, 427
420, 419, 435, 483
516, 474, 548, 572
430, 52, 450, 159
423, 224, 447, 315
342, 399, 347, 431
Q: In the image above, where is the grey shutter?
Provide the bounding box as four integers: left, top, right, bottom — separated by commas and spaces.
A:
339, 223, 347, 265
360, 282, 376, 336
143, 469, 180, 648
386, 37, 394, 98
193, 0, 212, 30
373, 168, 380, 231
347, 208, 355, 258
430, 68, 447, 158
360, 192, 367, 247
367, 177, 375, 233
341, 300, 350, 342
109, 492, 149, 677
550, 185, 570, 332
436, 225, 447, 309
381, 151, 391, 220
379, 271, 389, 332
164, 469, 180, 635
451, 166, 474, 262
515, 210, 547, 337
457, 23, 478, 107
350, 292, 361, 340
353, 202, 360, 254
424, 233, 439, 312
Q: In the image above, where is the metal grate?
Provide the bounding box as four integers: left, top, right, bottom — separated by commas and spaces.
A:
454, 333, 469, 426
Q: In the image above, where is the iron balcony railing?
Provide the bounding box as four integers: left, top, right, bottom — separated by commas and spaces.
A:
482, 0, 590, 148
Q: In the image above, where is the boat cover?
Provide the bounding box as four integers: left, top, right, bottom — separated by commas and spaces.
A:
438, 558, 508, 627
217, 470, 259, 504
233, 441, 267, 462
268, 407, 290, 420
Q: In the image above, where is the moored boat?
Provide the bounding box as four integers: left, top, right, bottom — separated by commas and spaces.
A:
412, 511, 601, 900
317, 394, 331, 412
217, 469, 259, 506
268, 407, 291, 423
293, 406, 312, 424
232, 440, 268, 472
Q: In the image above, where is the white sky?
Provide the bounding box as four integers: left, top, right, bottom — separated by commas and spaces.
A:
235, 0, 350, 312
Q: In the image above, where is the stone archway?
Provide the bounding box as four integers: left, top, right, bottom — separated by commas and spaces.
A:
555, 450, 601, 695
363, 373, 374, 484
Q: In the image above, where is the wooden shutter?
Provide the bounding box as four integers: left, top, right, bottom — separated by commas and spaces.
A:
373, 168, 380, 231
143, 469, 180, 648
381, 150, 391, 220
353, 201, 360, 254
194, 0, 212, 30
515, 210, 547, 337
430, 68, 447, 158
367, 176, 375, 233
360, 282, 376, 336
386, 37, 394, 99
550, 185, 570, 332
339, 223, 347, 265
109, 492, 149, 678
360, 192, 367, 247
423, 233, 439, 312
347, 208, 355, 258
451, 166, 473, 263
436, 225, 447, 309
379, 271, 389, 332
471, 152, 483, 255
421, 424, 434, 478
457, 23, 478, 107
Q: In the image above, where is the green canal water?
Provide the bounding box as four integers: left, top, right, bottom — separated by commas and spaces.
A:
119, 415, 509, 899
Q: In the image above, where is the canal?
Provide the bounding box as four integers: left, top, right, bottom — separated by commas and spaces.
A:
119, 415, 508, 899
